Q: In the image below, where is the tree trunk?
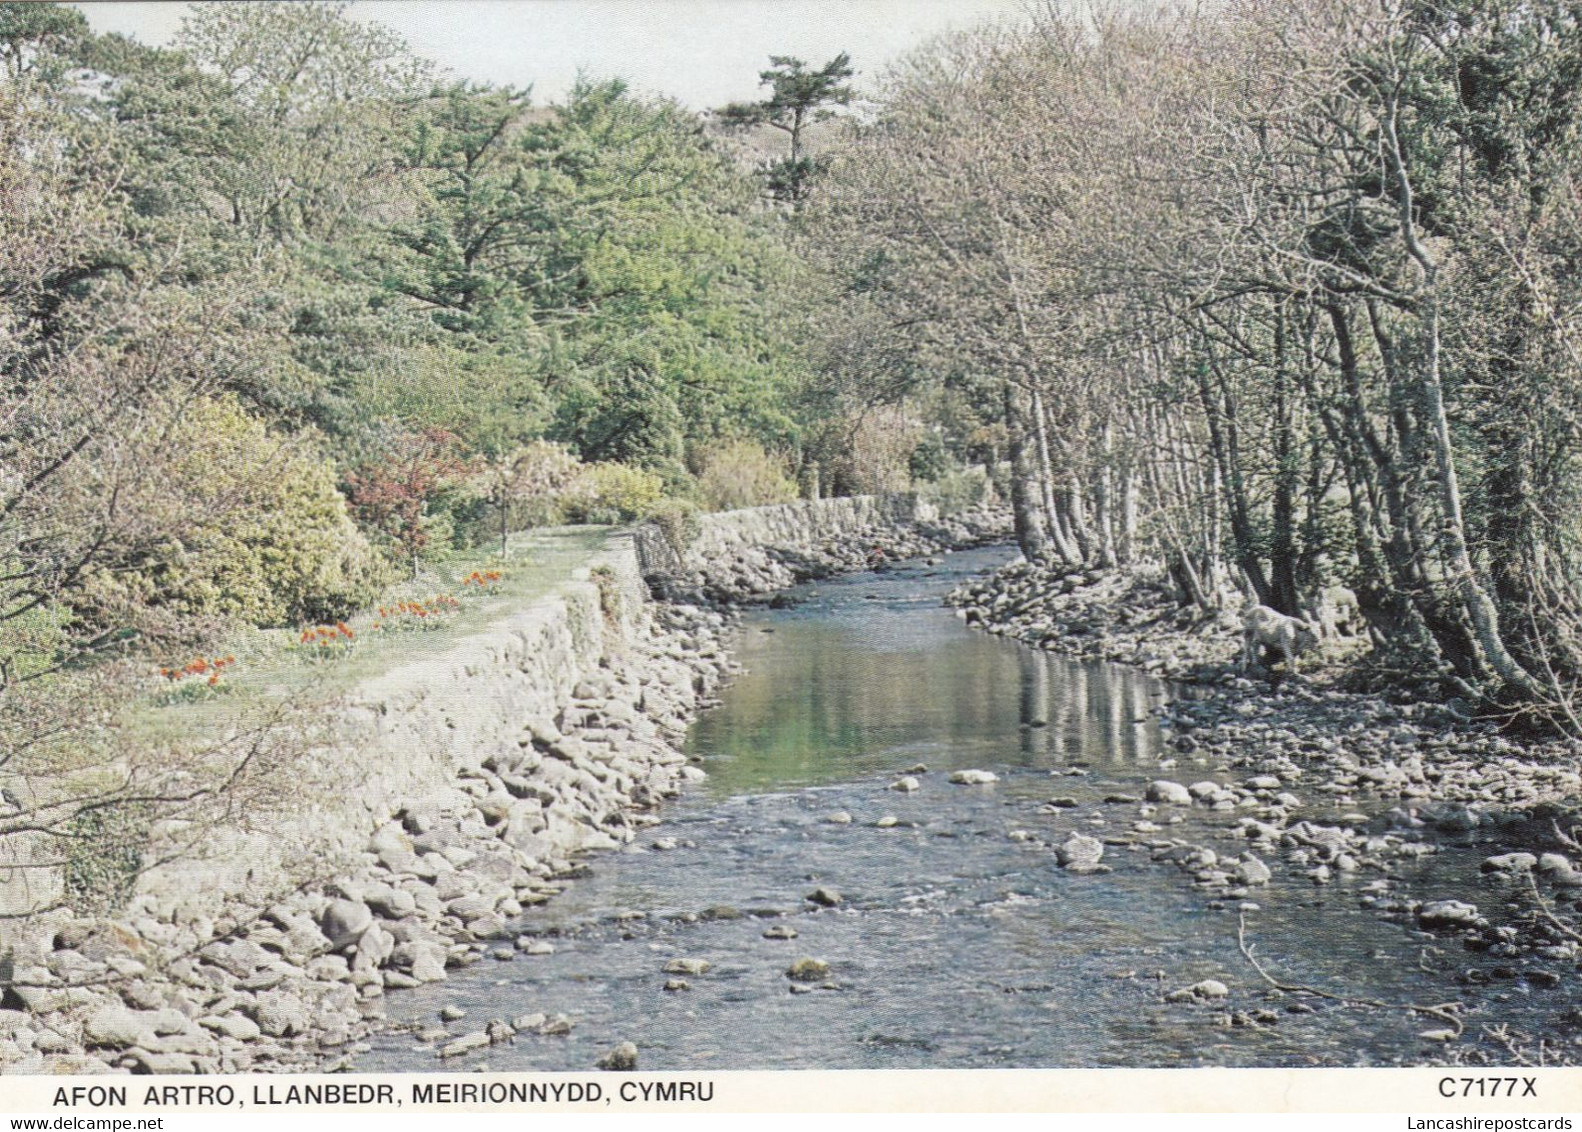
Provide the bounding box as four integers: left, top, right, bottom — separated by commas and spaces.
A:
1004, 379, 1049, 561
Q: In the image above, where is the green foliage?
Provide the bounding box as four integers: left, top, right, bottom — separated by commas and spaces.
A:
719, 53, 855, 201
649, 497, 702, 557
63, 802, 148, 915
919, 467, 992, 516
77, 397, 391, 632
550, 362, 686, 471
908, 431, 950, 483
695, 440, 799, 511
560, 464, 667, 525
0, 1, 87, 81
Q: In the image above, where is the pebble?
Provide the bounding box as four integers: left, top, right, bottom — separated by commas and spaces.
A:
438, 1032, 490, 1059
786, 958, 831, 982
597, 1042, 638, 1071
948, 769, 999, 785
805, 887, 842, 907
1166, 979, 1230, 1003
663, 958, 711, 976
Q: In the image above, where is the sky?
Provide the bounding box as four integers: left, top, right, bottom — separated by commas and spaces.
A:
73, 1, 1032, 109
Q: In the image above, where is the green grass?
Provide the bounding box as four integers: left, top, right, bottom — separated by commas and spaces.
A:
126, 526, 613, 746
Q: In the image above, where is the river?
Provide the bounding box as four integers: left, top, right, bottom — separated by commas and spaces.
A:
358, 546, 1572, 1071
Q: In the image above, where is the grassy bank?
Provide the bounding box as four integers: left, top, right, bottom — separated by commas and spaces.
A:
126, 526, 613, 748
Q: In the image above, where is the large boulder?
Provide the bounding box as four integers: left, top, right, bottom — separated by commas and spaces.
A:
1146, 781, 1193, 806
319, 900, 373, 949
1056, 834, 1105, 873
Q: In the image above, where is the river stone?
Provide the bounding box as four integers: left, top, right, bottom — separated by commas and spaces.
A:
597, 1041, 639, 1071
364, 886, 417, 919
198, 1013, 260, 1042
84, 1008, 159, 1049
252, 994, 308, 1038
438, 1032, 490, 1059
949, 769, 998, 785
825, 811, 853, 824
1538, 853, 1574, 874
663, 979, 690, 992
1234, 855, 1272, 886
663, 958, 711, 976
875, 815, 899, 828
1056, 834, 1105, 872
1418, 900, 1481, 929
805, 886, 842, 907
320, 900, 373, 949
350, 924, 395, 972
1480, 853, 1537, 874
786, 958, 830, 982
1166, 979, 1230, 1003
440, 1005, 467, 1021
890, 777, 921, 793
1146, 781, 1192, 806
124, 1049, 196, 1075
446, 895, 496, 922
763, 925, 798, 940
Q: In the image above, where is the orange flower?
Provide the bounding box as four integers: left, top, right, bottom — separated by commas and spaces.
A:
207, 674, 219, 686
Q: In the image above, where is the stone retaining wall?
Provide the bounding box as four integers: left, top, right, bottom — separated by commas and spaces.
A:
14, 495, 926, 958
631, 493, 935, 575
123, 533, 653, 933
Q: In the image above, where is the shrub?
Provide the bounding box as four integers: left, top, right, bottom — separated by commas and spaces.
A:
346, 427, 473, 579
920, 466, 991, 515
76, 397, 391, 634
833, 406, 924, 495
560, 463, 666, 524
471, 441, 586, 547
649, 497, 701, 558
694, 440, 798, 512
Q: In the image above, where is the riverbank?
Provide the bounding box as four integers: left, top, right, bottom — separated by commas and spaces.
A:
0, 498, 1010, 1074
947, 558, 1582, 1057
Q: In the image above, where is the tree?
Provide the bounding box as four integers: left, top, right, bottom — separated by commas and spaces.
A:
0, 1, 86, 81
345, 428, 472, 579
719, 53, 855, 201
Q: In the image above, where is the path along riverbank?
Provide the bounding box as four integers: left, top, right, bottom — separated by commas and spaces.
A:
0, 497, 1008, 1075
948, 558, 1582, 1058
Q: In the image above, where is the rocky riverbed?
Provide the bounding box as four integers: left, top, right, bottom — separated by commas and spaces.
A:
948, 557, 1582, 1062
0, 505, 1010, 1075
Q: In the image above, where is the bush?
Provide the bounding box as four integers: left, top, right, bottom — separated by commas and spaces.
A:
560, 463, 666, 524
920, 466, 991, 515
833, 406, 923, 495
77, 397, 392, 632
469, 441, 587, 544
694, 440, 798, 512
649, 497, 701, 557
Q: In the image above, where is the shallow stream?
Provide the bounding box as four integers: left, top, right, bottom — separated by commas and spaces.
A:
359, 547, 1573, 1070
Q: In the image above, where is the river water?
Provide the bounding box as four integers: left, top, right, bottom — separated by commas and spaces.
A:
359, 546, 1573, 1071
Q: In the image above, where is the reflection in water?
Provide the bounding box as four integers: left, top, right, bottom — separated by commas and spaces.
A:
687, 560, 1167, 797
